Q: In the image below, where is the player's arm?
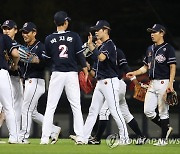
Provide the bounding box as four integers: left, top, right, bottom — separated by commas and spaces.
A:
126, 65, 148, 79
11, 48, 20, 70
166, 64, 176, 92
88, 33, 106, 61
4, 34, 20, 70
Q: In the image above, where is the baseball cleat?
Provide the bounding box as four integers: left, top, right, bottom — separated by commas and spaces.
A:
88, 137, 101, 145
40, 141, 49, 145
69, 135, 77, 141
75, 140, 84, 145
8, 140, 19, 144
40, 137, 49, 145
51, 126, 61, 144
153, 139, 168, 146
19, 139, 30, 144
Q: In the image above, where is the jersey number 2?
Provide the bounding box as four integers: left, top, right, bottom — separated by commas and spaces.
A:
59, 45, 68, 58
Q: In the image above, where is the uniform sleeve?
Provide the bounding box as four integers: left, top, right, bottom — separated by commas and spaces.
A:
44, 36, 51, 57
75, 34, 87, 68
117, 48, 131, 74
166, 45, 176, 65
3, 34, 18, 54
143, 46, 150, 66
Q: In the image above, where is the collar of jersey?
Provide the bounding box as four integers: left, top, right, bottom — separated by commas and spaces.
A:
56, 30, 65, 34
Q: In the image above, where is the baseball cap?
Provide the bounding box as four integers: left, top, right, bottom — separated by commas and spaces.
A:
54, 11, 71, 25
147, 24, 166, 33
20, 22, 37, 32
1, 20, 17, 29
90, 20, 111, 31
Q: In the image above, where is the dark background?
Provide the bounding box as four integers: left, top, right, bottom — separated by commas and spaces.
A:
1, 0, 180, 66
1, 0, 180, 138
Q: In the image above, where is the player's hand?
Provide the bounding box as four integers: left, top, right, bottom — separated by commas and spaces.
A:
166, 82, 174, 93
126, 72, 135, 79
31, 55, 40, 63
82, 67, 88, 82
87, 33, 95, 51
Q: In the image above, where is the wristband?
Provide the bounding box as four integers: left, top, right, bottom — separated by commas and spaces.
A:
130, 76, 136, 81
92, 49, 101, 57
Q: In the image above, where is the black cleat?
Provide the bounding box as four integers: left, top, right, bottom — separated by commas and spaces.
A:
88, 138, 101, 145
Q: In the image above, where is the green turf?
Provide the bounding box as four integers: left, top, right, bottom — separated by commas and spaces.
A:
0, 139, 180, 154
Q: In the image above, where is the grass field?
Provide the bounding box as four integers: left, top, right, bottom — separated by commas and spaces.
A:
0, 138, 180, 154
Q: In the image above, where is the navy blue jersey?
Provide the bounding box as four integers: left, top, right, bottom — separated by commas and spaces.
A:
117, 48, 131, 79
45, 31, 86, 72
93, 39, 118, 80
143, 42, 176, 79
23, 40, 46, 79
92, 48, 131, 80
8, 40, 22, 76
0, 33, 18, 70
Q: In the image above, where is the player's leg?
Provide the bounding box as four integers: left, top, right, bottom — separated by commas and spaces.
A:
65, 72, 85, 144
144, 81, 161, 127
157, 80, 172, 140
10, 76, 23, 133
83, 82, 104, 144
32, 108, 61, 144
41, 72, 65, 144
0, 103, 5, 128
89, 100, 110, 144
103, 78, 129, 144
0, 69, 18, 143
96, 101, 110, 140
20, 78, 45, 143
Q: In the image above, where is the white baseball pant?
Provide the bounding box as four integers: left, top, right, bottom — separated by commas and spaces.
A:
41, 72, 84, 142
99, 79, 133, 123
144, 79, 169, 119
84, 77, 129, 143
0, 69, 18, 142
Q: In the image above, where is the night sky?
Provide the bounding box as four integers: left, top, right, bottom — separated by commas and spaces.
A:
1, 0, 180, 65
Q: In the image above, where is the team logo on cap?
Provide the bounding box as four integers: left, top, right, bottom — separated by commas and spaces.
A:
5, 20, 9, 24
96, 21, 99, 25
155, 54, 166, 63
153, 24, 156, 28
23, 23, 28, 28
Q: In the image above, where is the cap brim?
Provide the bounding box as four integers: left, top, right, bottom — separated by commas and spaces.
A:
90, 25, 101, 31
147, 28, 157, 33
90, 25, 111, 31
1, 25, 11, 29
19, 28, 29, 32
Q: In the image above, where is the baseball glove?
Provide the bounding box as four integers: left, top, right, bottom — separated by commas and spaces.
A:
83, 42, 93, 57
18, 45, 37, 63
133, 83, 148, 102
78, 71, 95, 94
166, 91, 178, 106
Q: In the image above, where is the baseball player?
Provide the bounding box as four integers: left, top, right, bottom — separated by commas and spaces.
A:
126, 24, 176, 146
0, 30, 20, 143
40, 11, 88, 145
86, 39, 146, 145
83, 20, 129, 145
1, 20, 24, 134
19, 22, 61, 144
